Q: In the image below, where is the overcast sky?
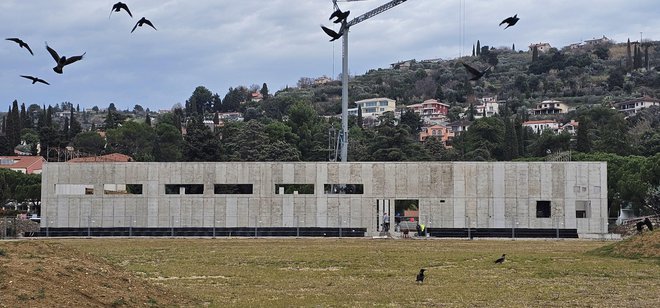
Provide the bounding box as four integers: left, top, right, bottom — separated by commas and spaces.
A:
1, 0, 659, 111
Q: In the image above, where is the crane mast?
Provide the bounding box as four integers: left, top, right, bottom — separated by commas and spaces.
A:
335, 0, 410, 162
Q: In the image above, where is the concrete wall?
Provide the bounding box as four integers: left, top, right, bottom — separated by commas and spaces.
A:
41, 162, 608, 236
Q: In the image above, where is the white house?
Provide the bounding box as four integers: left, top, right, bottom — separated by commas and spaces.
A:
348, 98, 396, 117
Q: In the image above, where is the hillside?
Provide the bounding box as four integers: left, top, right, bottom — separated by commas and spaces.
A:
0, 240, 200, 307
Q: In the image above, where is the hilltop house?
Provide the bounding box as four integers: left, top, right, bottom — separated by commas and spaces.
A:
529, 42, 552, 53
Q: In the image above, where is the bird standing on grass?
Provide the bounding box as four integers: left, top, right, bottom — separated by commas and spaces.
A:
6, 38, 34, 55
131, 17, 157, 33
46, 43, 86, 74
20, 75, 50, 85
494, 254, 506, 264
499, 14, 519, 29
416, 268, 426, 283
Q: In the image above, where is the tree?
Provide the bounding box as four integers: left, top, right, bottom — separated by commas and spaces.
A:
108, 103, 117, 112
476, 40, 481, 56
626, 38, 632, 71
575, 116, 592, 153
106, 121, 156, 161
607, 68, 625, 90
399, 109, 422, 137
447, 106, 463, 122
153, 123, 183, 161
357, 105, 363, 129
286, 101, 327, 161
133, 104, 144, 114
260, 83, 269, 99
69, 108, 82, 140
73, 131, 105, 155
183, 117, 222, 161
185, 86, 213, 115
532, 45, 539, 62
145, 113, 152, 126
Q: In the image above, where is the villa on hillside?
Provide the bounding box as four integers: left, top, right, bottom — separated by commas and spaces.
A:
532, 100, 570, 115
614, 96, 660, 116
407, 99, 450, 121
348, 98, 396, 118
419, 124, 453, 146
474, 96, 500, 118
523, 120, 560, 134
0, 156, 45, 174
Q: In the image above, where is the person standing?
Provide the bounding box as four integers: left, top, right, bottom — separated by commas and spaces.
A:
383, 212, 390, 232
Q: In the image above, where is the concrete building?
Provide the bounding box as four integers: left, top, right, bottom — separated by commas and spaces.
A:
532, 100, 570, 115
40, 162, 608, 238
614, 96, 660, 116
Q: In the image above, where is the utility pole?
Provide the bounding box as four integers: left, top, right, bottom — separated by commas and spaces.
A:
335, 0, 410, 162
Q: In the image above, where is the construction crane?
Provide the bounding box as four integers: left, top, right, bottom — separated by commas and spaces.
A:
328, 0, 410, 162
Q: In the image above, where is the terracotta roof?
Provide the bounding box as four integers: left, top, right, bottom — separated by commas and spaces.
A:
0, 156, 45, 172
68, 153, 134, 163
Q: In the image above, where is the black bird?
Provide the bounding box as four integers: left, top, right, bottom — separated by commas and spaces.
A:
416, 269, 426, 283
46, 43, 86, 74
6, 38, 34, 55
20, 75, 50, 85
109, 2, 132, 19
329, 9, 350, 24
494, 254, 506, 264
499, 14, 519, 29
637, 221, 645, 233
321, 25, 343, 42
644, 218, 654, 231
461, 62, 491, 81
131, 17, 157, 33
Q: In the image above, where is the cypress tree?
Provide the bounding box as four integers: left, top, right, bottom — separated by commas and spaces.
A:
357, 105, 363, 129
626, 38, 632, 71
476, 40, 481, 56
145, 113, 152, 126
472, 45, 475, 57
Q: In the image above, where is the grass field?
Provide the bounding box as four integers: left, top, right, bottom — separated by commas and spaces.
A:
60, 238, 660, 307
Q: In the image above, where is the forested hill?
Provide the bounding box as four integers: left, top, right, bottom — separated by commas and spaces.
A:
302, 39, 660, 114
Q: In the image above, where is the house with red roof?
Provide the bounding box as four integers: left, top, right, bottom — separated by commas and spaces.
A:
0, 156, 45, 174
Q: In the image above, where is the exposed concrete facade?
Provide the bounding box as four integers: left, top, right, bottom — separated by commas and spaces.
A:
41, 162, 608, 237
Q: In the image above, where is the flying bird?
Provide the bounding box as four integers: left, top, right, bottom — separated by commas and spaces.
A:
461, 62, 491, 81
46, 43, 86, 74
6, 38, 34, 55
416, 269, 426, 283
321, 25, 343, 42
109, 2, 132, 18
499, 14, 519, 29
329, 8, 350, 24
20, 75, 50, 85
494, 254, 506, 264
131, 17, 157, 33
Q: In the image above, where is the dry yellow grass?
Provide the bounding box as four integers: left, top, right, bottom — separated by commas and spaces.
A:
56, 238, 660, 307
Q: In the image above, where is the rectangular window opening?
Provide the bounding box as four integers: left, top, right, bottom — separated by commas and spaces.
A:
55, 184, 94, 195
275, 184, 314, 194
214, 184, 253, 194
536, 201, 551, 218
323, 184, 364, 194
165, 184, 204, 195
104, 184, 143, 195
575, 200, 591, 218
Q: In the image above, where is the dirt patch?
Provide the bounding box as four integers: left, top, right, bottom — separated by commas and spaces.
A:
0, 240, 201, 307
591, 229, 660, 258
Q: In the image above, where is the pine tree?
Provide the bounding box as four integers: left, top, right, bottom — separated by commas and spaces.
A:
20, 103, 31, 129
260, 83, 269, 99
357, 105, 363, 129
626, 38, 632, 71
